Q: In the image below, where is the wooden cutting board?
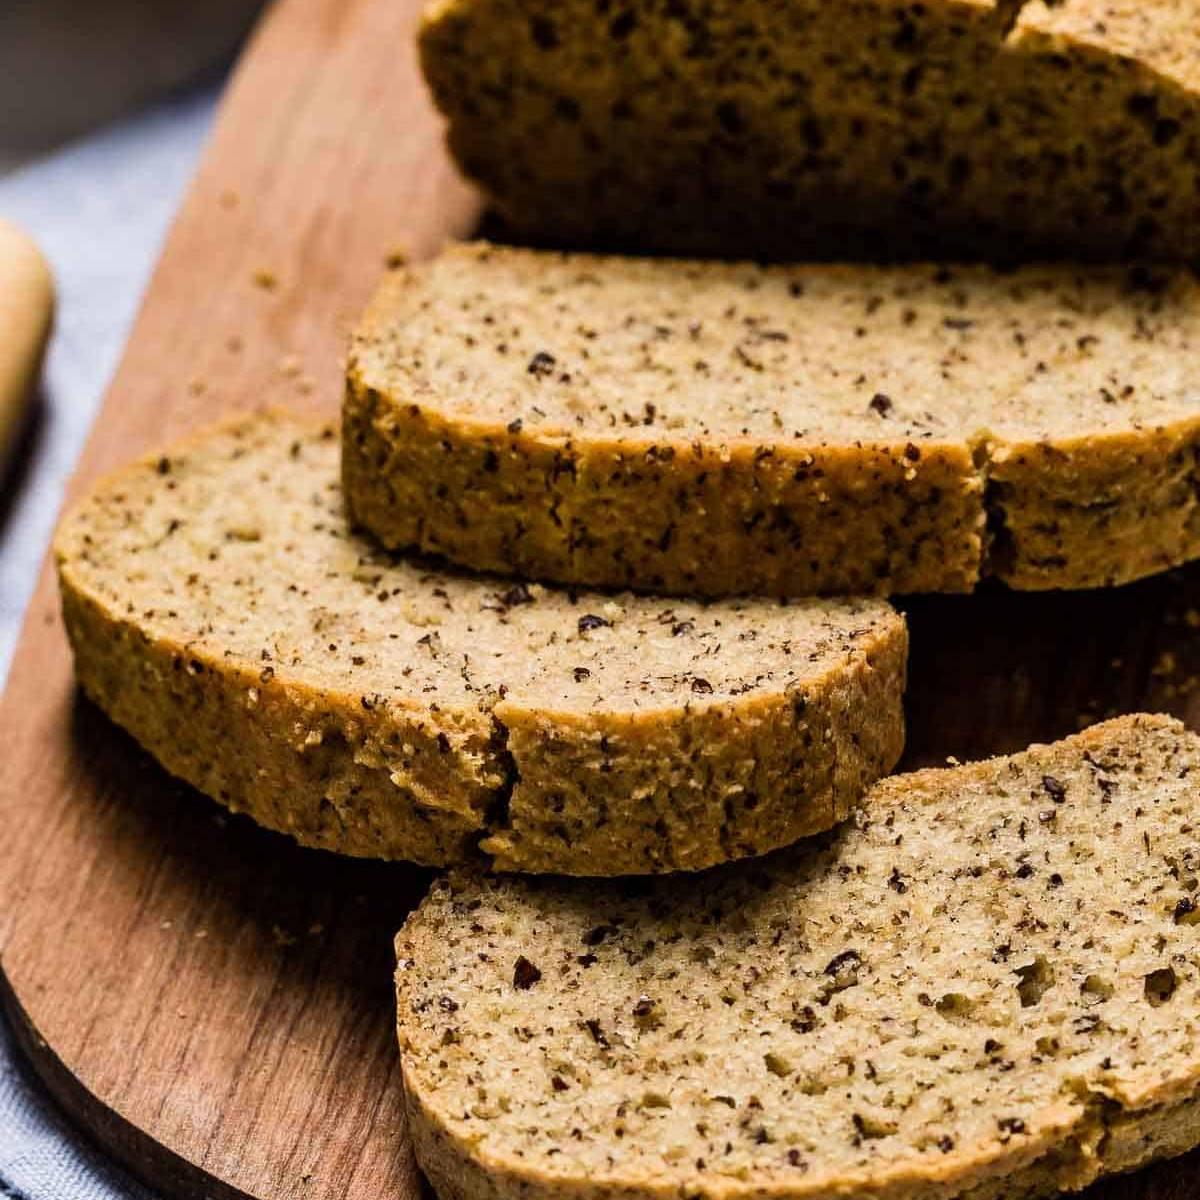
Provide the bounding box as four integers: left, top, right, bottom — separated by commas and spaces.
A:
0, 0, 1198, 1197
0, 0, 476, 1197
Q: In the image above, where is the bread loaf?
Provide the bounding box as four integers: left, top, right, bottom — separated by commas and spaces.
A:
420, 0, 1200, 262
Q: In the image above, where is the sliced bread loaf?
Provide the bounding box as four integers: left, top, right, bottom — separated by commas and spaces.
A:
54, 411, 906, 875
397, 714, 1200, 1200
420, 0, 1200, 262
345, 244, 1200, 597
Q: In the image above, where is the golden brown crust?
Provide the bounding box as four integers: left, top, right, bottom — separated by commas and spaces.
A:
485, 617, 907, 873
55, 411, 906, 875
985, 421, 1200, 590
401, 1079, 1200, 1200
343, 381, 983, 596
58, 575, 497, 866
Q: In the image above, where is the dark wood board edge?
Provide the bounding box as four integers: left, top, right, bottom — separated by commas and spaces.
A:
0, 971, 247, 1200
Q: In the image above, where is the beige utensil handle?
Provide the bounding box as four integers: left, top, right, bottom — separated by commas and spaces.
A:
0, 216, 54, 462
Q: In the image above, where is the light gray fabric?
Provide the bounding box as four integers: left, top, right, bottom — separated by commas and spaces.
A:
0, 1019, 154, 1200
0, 83, 215, 682
0, 83, 218, 1200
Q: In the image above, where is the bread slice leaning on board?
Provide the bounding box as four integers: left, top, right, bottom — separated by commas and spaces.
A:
53, 411, 906, 875
345, 244, 1200, 597
396, 714, 1200, 1200
420, 0, 1200, 262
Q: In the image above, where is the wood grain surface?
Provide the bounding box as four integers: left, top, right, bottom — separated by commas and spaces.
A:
0, 0, 477, 1196
0, 0, 1199, 1197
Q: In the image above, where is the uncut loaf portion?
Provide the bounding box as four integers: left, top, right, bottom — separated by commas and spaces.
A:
54, 412, 906, 876
421, 0, 1200, 263
345, 244, 1200, 597
397, 714, 1200, 1200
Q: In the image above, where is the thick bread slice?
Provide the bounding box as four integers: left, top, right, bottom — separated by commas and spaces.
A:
345, 245, 1200, 596
396, 714, 1200, 1200
54, 412, 906, 875
420, 0, 1200, 262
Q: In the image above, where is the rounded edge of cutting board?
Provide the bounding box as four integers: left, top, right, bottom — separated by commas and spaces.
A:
0, 673, 437, 1200
0, 974, 250, 1200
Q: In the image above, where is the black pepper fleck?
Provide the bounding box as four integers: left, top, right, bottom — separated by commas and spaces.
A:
1042, 775, 1067, 802
513, 956, 542, 989
501, 583, 534, 606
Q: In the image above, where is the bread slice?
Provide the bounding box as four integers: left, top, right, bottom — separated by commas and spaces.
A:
420, 0, 1200, 262
54, 411, 906, 875
396, 714, 1200, 1200
345, 244, 1200, 597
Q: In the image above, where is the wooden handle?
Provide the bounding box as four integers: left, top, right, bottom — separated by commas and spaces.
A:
0, 217, 53, 461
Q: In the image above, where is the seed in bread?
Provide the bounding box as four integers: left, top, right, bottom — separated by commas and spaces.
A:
346, 244, 1200, 596
54, 411, 906, 875
420, 0, 1200, 262
396, 714, 1200, 1200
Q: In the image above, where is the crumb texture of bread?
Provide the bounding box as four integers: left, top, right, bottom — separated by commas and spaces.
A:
346, 245, 1200, 596
53, 412, 906, 874
397, 714, 1200, 1200
419, 0, 1200, 262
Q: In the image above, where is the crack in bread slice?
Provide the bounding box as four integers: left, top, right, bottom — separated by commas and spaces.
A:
396, 714, 1200, 1200
346, 244, 1200, 597
54, 411, 905, 875
419, 0, 1200, 262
